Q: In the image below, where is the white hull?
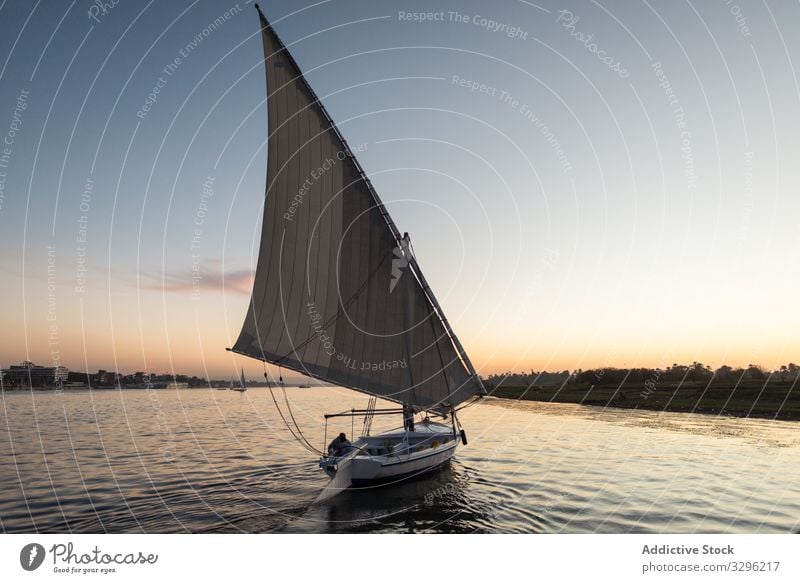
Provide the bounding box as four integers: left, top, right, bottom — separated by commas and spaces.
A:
317, 421, 459, 498
348, 439, 457, 484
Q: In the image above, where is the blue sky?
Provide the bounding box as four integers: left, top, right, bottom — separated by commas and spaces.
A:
1, 0, 798, 378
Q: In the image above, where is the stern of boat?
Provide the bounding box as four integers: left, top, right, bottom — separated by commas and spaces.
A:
319, 457, 336, 479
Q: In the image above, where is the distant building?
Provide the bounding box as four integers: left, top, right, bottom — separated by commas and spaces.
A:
92, 370, 124, 386
54, 366, 68, 383
166, 381, 188, 390
67, 371, 90, 384
1, 361, 69, 387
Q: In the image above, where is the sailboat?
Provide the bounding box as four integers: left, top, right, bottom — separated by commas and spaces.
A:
229, 5, 485, 498
230, 369, 247, 392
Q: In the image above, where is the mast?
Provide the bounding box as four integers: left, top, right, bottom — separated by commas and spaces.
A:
252, 4, 485, 396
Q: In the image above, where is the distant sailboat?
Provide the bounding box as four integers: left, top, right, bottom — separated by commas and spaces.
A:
229, 5, 485, 500
230, 370, 247, 392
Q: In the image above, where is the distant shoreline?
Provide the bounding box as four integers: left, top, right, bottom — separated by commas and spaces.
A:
0, 383, 320, 391
6, 380, 798, 422
488, 380, 800, 421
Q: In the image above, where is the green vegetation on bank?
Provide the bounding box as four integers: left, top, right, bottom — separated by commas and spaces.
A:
484, 363, 800, 421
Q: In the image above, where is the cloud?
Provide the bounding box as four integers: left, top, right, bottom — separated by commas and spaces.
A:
138, 266, 255, 296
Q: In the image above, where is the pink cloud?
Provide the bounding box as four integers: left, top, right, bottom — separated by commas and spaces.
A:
139, 267, 254, 296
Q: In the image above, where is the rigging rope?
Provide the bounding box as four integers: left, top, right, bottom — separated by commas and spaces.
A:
454, 394, 484, 413
282, 385, 322, 455
361, 396, 376, 437
264, 362, 323, 456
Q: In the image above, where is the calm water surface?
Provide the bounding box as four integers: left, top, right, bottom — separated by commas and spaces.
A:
1, 388, 799, 533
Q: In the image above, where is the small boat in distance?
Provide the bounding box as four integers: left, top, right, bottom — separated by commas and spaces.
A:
230, 370, 247, 392
228, 5, 485, 501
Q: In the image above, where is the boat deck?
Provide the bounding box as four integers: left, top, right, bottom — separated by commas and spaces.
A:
349, 421, 456, 458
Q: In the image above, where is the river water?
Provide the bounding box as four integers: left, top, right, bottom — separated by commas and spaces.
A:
1, 388, 798, 533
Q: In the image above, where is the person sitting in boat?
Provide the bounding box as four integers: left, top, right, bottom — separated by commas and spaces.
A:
327, 432, 352, 457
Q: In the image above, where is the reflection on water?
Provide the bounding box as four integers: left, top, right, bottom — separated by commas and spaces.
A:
1, 389, 798, 533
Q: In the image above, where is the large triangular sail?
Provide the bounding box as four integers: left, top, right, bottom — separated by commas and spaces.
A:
231, 5, 485, 413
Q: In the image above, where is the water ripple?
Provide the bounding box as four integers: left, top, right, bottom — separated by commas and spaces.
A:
1, 389, 799, 533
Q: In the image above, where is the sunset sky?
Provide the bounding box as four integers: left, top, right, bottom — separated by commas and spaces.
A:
1, 0, 798, 380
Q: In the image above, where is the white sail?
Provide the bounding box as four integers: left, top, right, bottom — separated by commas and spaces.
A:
232, 5, 485, 413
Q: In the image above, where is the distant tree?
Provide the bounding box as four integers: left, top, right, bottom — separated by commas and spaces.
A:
745, 364, 766, 380
715, 365, 733, 381
687, 361, 712, 382
664, 363, 689, 382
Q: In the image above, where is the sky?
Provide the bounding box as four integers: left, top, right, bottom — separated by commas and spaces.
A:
0, 0, 798, 380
